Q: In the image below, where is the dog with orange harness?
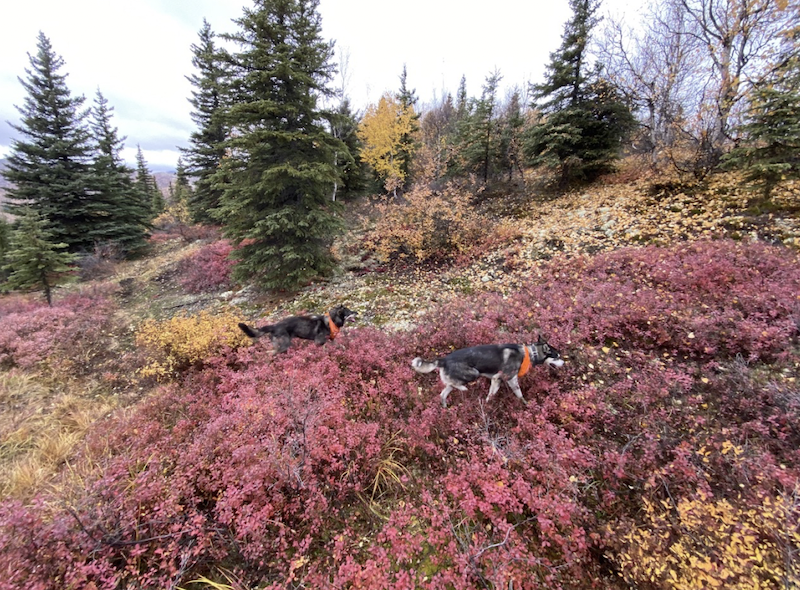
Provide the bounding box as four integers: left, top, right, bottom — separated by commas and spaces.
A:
411, 336, 564, 407
238, 305, 357, 353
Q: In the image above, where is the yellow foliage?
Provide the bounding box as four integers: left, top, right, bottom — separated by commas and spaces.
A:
357, 92, 416, 193
363, 182, 502, 263
613, 486, 800, 589
135, 311, 249, 380
154, 198, 192, 229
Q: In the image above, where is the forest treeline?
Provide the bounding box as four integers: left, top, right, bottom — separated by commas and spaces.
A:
1, 0, 799, 296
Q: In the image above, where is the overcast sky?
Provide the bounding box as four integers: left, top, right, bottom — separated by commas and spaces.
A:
1, 0, 637, 171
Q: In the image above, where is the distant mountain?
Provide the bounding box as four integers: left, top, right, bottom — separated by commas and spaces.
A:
153, 171, 177, 193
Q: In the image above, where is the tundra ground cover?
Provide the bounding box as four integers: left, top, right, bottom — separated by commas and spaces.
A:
1, 239, 798, 589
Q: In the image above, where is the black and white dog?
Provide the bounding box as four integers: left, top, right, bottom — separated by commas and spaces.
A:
411, 336, 564, 407
238, 305, 357, 353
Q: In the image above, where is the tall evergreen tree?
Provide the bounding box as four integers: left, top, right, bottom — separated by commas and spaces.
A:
150, 175, 165, 216
455, 75, 470, 121
212, 0, 346, 290
182, 19, 229, 224
537, 0, 599, 112
457, 70, 503, 182
2, 32, 94, 251
0, 217, 10, 282
446, 75, 474, 178
498, 89, 526, 180
524, 0, 634, 186
173, 157, 194, 206
133, 146, 161, 219
2, 208, 76, 305
394, 65, 420, 187
723, 50, 800, 203
87, 89, 150, 253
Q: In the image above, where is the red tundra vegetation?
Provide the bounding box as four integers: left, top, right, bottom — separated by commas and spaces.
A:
0, 240, 799, 589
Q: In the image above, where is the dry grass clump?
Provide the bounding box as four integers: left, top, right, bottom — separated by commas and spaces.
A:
0, 372, 118, 501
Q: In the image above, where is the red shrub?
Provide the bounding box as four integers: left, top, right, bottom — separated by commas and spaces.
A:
0, 294, 41, 316
0, 285, 121, 373
2, 240, 799, 589
178, 240, 235, 293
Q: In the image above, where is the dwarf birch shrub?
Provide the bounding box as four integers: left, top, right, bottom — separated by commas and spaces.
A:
363, 182, 490, 263
134, 310, 249, 380
615, 489, 800, 589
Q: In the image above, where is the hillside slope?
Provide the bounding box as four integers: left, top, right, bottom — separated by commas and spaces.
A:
1, 172, 799, 589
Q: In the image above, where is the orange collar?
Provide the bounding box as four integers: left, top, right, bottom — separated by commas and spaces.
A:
518, 345, 531, 377
326, 314, 340, 340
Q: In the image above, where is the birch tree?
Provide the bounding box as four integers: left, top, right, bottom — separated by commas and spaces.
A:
674, 0, 794, 167
357, 93, 416, 195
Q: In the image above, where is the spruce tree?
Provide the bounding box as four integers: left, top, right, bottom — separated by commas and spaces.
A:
395, 65, 420, 187
133, 146, 159, 220
213, 0, 346, 290
446, 75, 473, 178
150, 175, 165, 216
536, 0, 598, 113
498, 89, 526, 181
87, 90, 150, 253
524, 0, 634, 186
455, 75, 469, 122
457, 70, 502, 182
173, 157, 194, 206
723, 52, 800, 202
183, 19, 228, 224
0, 217, 9, 282
3, 208, 76, 305
3, 32, 94, 251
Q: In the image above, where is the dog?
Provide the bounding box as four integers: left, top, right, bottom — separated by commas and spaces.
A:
411, 336, 564, 407
238, 305, 357, 353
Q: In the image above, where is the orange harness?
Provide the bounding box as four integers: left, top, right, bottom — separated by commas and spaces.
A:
326, 314, 340, 340
518, 346, 531, 377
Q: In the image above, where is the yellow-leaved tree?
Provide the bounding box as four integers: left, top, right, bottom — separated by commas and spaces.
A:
357, 92, 416, 194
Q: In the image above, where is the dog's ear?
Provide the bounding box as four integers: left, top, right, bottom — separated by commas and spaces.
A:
537, 334, 545, 344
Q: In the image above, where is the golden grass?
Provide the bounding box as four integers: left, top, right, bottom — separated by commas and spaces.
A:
370, 431, 409, 502
4, 458, 49, 498
0, 235, 240, 503
0, 372, 121, 502
36, 430, 82, 465
177, 567, 249, 590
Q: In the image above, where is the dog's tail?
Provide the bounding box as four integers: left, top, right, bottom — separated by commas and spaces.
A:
411, 357, 439, 374
238, 322, 273, 339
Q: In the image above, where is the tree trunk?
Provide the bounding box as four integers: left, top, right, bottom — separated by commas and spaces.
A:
42, 271, 52, 306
